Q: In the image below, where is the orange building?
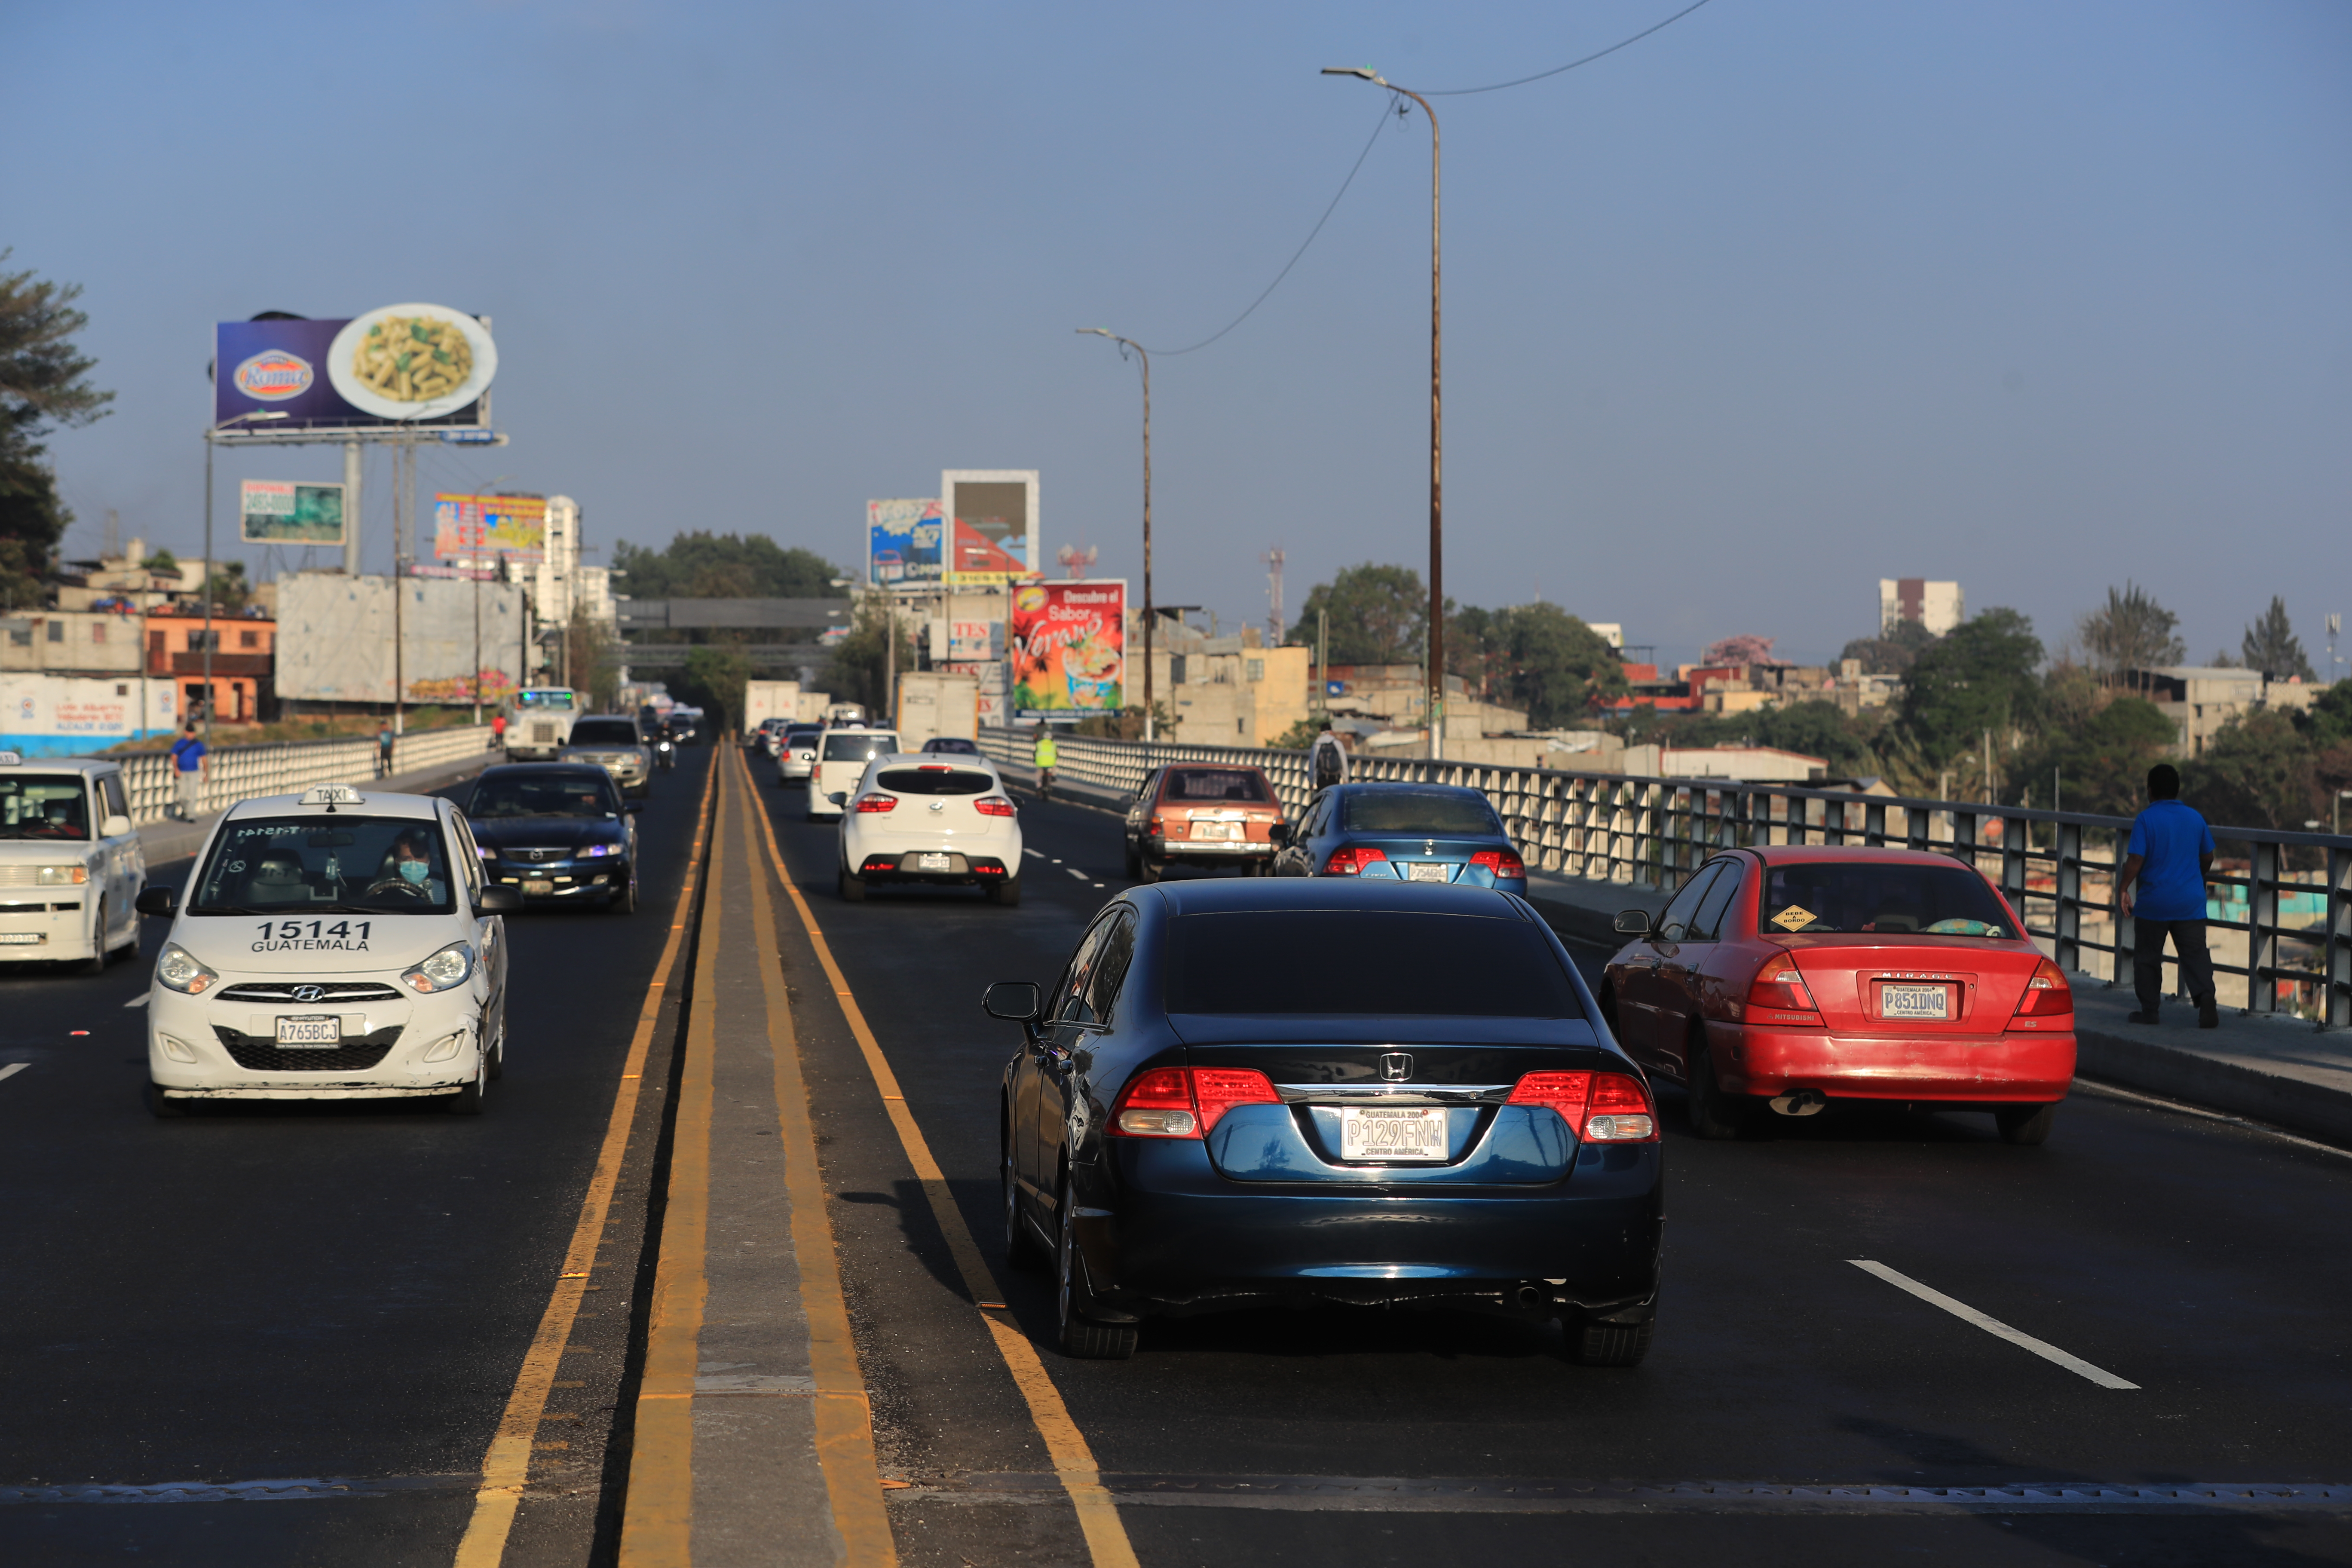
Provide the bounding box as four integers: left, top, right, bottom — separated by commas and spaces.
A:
145, 607, 276, 726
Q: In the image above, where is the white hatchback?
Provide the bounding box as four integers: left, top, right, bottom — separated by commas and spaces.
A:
807, 729, 901, 822
836, 754, 1023, 905
139, 784, 519, 1115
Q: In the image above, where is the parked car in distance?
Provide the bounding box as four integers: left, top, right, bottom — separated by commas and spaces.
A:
558, 715, 653, 799
775, 723, 823, 786
0, 750, 144, 974
1122, 764, 1286, 882
464, 763, 642, 912
1271, 782, 1526, 897
837, 753, 1022, 904
808, 729, 901, 822
989, 879, 1663, 1362
1600, 845, 2074, 1144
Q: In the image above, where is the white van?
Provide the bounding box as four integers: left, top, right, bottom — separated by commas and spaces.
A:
0, 751, 145, 974
139, 784, 519, 1116
807, 729, 900, 822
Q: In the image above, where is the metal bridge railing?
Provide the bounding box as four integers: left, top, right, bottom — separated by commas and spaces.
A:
114, 726, 497, 828
981, 727, 2352, 1030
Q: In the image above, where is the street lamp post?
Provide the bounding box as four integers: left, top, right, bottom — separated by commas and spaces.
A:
202, 410, 289, 744
1078, 328, 1155, 741
1323, 66, 1445, 759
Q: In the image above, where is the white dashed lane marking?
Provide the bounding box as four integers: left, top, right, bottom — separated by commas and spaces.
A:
123, 995, 150, 1009
1849, 1260, 2139, 1390
1065, 868, 1087, 881
0, 1064, 28, 1086
1023, 849, 1045, 861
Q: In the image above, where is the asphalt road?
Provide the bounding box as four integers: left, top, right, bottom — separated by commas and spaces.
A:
757, 779, 2352, 1568
0, 746, 716, 1568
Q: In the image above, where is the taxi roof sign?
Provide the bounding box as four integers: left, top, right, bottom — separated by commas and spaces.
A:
0, 751, 20, 766
300, 784, 366, 807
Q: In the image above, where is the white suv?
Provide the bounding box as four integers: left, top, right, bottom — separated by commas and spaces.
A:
836, 754, 1022, 905
0, 751, 145, 974
808, 729, 900, 822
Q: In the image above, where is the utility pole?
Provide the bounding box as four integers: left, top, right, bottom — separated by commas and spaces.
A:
1078, 329, 1155, 740
1317, 609, 1329, 724
1263, 546, 1285, 647
342, 441, 363, 576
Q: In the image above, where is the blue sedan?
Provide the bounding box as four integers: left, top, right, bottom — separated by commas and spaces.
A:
1271, 781, 1528, 895
988, 879, 1663, 1363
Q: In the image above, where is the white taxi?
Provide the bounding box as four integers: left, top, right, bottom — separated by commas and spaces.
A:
139, 784, 520, 1117
0, 750, 145, 974
807, 728, 900, 822
836, 753, 1022, 905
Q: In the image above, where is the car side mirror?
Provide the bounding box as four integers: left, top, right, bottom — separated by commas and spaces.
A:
1613, 908, 1653, 934
828, 792, 848, 806
983, 980, 1045, 1024
101, 813, 133, 839
475, 886, 524, 915
136, 885, 178, 919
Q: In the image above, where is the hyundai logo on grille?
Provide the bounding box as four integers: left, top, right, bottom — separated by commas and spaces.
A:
293, 985, 324, 1003
1379, 1052, 1413, 1082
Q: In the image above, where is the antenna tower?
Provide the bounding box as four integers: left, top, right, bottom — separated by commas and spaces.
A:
1056, 544, 1097, 579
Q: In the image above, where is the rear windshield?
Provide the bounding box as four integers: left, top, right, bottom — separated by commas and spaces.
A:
825, 733, 899, 761
470, 773, 617, 818
1163, 769, 1272, 804
922, 737, 982, 755
191, 816, 456, 915
1340, 788, 1501, 837
1762, 861, 2012, 937
0, 775, 90, 840
876, 766, 992, 796
568, 720, 640, 746
1168, 910, 1582, 1017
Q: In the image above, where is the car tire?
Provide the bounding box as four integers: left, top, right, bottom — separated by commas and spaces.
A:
839, 869, 867, 903
989, 876, 1021, 908
75, 901, 109, 976
1995, 1102, 2056, 1146
444, 1063, 488, 1116
1686, 1033, 1749, 1141
1136, 854, 1162, 885
1566, 1315, 1654, 1367
609, 876, 637, 915
1004, 1129, 1046, 1271
487, 1018, 506, 1081
145, 1081, 190, 1119
1055, 1173, 1138, 1360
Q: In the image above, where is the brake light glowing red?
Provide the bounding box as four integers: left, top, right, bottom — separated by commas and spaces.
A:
1745, 964, 1819, 1017
1110, 1066, 1279, 1138
2012, 958, 2073, 1019
853, 794, 897, 813
1507, 1070, 1657, 1141
1469, 849, 1526, 878
975, 796, 1017, 817
1323, 845, 1389, 875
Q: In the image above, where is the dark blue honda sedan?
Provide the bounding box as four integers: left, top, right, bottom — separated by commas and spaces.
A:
1270, 781, 1528, 895
989, 879, 1663, 1363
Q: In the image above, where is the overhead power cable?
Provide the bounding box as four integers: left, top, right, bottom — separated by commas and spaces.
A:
1423, 0, 1718, 96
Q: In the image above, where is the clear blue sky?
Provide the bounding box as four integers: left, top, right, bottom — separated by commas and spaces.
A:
7, 0, 2347, 672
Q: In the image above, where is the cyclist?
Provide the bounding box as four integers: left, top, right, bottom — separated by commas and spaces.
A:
1032, 725, 1058, 802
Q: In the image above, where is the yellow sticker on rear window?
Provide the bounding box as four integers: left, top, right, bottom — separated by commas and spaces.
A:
1770, 904, 1818, 931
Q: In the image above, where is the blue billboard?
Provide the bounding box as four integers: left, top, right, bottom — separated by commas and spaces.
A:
214, 305, 496, 430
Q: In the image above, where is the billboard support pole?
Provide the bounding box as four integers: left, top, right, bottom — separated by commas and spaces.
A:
342, 441, 362, 576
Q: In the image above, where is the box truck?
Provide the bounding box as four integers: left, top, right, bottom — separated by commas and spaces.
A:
741, 680, 800, 741
894, 671, 980, 750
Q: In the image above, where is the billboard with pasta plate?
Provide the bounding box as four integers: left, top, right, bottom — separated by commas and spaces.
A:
1010, 579, 1124, 720
213, 305, 497, 430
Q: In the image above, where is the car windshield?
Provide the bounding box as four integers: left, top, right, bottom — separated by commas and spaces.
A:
875, 766, 992, 796
824, 732, 899, 762
1340, 788, 1501, 836
0, 775, 90, 840
1164, 769, 1272, 804
469, 775, 616, 818
190, 816, 456, 914
1762, 861, 2012, 937
1168, 910, 1583, 1017
568, 720, 640, 746
922, 737, 981, 755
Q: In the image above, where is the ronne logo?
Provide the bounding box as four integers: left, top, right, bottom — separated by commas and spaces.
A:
233, 349, 314, 401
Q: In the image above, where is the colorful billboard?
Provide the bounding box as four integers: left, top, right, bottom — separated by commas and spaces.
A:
1010, 579, 1124, 720
214, 304, 497, 430
941, 470, 1037, 585
867, 499, 944, 587
433, 493, 547, 564
239, 481, 346, 545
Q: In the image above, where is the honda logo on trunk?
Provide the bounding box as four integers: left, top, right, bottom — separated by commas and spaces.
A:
1379, 1052, 1413, 1082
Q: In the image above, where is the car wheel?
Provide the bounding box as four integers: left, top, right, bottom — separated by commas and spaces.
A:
1995, 1102, 2056, 1145
609, 876, 637, 915
989, 876, 1021, 907
75, 901, 108, 976
145, 1081, 190, 1119
1566, 1314, 1654, 1367
444, 1062, 488, 1116
1136, 854, 1162, 885
1686, 1033, 1749, 1141
1004, 1128, 1046, 1271
1055, 1173, 1137, 1360
839, 869, 867, 903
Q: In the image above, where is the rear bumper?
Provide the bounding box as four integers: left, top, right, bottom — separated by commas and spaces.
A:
1146, 836, 1273, 861
853, 851, 1010, 885
1718, 1021, 2075, 1102
1075, 1139, 1663, 1319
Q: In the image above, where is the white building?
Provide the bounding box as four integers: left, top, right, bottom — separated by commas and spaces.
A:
529, 495, 616, 632
1880, 578, 1964, 637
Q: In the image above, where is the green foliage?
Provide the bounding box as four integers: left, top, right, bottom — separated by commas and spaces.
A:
611, 531, 848, 601
1841, 617, 1937, 675
0, 252, 114, 602
1452, 601, 1628, 727
1899, 608, 2044, 763
142, 548, 178, 574
2184, 710, 2319, 834
2240, 596, 2315, 682
1287, 563, 1426, 665
826, 596, 920, 715
202, 560, 249, 614
2009, 695, 2177, 817
1265, 715, 1329, 750
1644, 700, 1885, 775
2076, 582, 2183, 680
673, 644, 753, 729
2303, 680, 2352, 750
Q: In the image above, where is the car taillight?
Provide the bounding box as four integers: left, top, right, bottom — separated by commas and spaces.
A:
1506, 1070, 1657, 1142
975, 796, 1017, 818
853, 794, 897, 812
1323, 845, 1389, 875
2012, 958, 2073, 1018
1745, 964, 1820, 1017
1110, 1066, 1279, 1138
1469, 849, 1526, 878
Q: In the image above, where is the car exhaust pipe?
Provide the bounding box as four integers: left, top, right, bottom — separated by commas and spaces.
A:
1769, 1088, 1827, 1118
1517, 1284, 1548, 1310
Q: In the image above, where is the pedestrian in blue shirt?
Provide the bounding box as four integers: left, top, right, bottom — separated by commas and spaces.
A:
2119, 763, 2217, 1028
377, 723, 395, 778
168, 723, 206, 822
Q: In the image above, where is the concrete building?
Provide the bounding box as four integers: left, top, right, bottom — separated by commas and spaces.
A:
143, 605, 277, 725
52, 538, 199, 612
1621, 744, 1831, 783
1, 608, 145, 678
2135, 666, 2330, 758
1137, 616, 1312, 746
1880, 578, 1964, 637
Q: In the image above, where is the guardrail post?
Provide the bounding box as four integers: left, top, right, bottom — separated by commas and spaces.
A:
2001, 812, 2028, 915
2330, 846, 2351, 1031
1864, 800, 1886, 848
2055, 821, 2082, 971
2249, 840, 2280, 1015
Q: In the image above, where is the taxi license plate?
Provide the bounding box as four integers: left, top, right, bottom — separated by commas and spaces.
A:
1191, 822, 1237, 841
1339, 1105, 1449, 1161
1880, 983, 1949, 1020
913, 852, 952, 871
276, 1015, 341, 1047
524, 879, 555, 895
0, 932, 42, 945
1405, 861, 1450, 883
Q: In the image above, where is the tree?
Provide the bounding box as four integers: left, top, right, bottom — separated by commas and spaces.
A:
0, 253, 115, 604
1701, 634, 1775, 668
2076, 582, 2184, 686
673, 643, 752, 730
825, 596, 919, 714
1899, 607, 2044, 764
1287, 563, 1425, 665
202, 560, 251, 615
1839, 617, 1937, 675
2185, 710, 2318, 834
2303, 680, 2352, 749
610, 531, 848, 601
1477, 602, 1628, 726
2240, 596, 2315, 682
2008, 695, 2177, 817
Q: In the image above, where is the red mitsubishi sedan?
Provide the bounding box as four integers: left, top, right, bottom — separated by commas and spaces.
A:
1600, 847, 2074, 1144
